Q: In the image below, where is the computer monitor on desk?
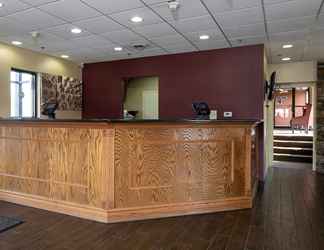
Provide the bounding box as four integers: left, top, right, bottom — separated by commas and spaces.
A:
192, 102, 210, 120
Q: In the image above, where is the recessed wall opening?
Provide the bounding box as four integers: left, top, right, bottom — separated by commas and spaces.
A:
273, 84, 315, 165
123, 76, 159, 120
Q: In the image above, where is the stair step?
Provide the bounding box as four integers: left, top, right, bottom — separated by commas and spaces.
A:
274, 135, 313, 142
274, 140, 313, 148
274, 153, 313, 163
274, 146, 313, 156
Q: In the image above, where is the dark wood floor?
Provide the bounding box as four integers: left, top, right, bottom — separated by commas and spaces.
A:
1, 161, 323, 250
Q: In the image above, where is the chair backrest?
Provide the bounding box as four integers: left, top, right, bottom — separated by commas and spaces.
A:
304, 103, 312, 120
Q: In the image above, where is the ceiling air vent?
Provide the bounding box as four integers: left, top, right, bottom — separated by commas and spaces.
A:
132, 44, 149, 51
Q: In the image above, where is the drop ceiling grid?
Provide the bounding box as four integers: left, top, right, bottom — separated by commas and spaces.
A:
0, 0, 322, 63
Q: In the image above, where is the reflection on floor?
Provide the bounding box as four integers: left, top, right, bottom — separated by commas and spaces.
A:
0, 162, 323, 250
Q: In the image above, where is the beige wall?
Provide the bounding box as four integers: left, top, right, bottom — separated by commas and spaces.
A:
264, 53, 274, 178
124, 77, 159, 119
268, 61, 317, 83
0, 42, 82, 118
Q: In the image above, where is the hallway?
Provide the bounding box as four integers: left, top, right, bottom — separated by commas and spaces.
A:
0, 162, 323, 250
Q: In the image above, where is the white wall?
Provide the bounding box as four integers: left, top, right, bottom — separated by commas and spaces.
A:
264, 53, 274, 178
268, 61, 317, 83
0, 42, 82, 118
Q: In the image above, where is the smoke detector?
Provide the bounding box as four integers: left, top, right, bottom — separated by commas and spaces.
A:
168, 0, 180, 10
31, 31, 40, 39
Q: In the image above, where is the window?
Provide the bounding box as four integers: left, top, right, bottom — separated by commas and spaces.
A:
10, 69, 37, 118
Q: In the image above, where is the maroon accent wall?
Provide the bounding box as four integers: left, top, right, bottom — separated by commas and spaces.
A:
83, 44, 264, 119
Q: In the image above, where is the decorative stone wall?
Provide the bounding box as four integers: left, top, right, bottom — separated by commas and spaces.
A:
317, 67, 324, 173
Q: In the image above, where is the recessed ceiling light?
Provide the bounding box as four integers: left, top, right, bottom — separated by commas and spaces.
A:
12, 41, 22, 46
130, 16, 143, 23
199, 35, 210, 40
283, 44, 293, 49
71, 28, 82, 34
114, 47, 123, 51
282, 57, 291, 61
61, 55, 69, 59
0, 3, 3, 8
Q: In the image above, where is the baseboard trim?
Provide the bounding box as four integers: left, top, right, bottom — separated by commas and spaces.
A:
0, 190, 109, 223
107, 197, 252, 223
0, 190, 252, 223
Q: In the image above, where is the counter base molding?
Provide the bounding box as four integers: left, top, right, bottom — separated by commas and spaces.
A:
0, 121, 258, 223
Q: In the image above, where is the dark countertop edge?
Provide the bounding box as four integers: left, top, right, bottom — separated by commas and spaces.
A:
0, 118, 262, 125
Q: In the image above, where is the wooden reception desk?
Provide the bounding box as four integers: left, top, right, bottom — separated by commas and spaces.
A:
0, 119, 259, 223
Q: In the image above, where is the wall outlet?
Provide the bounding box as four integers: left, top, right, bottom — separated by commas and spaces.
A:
224, 111, 233, 118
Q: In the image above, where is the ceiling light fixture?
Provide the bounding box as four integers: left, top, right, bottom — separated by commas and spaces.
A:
0, 3, 3, 8
199, 35, 210, 40
71, 28, 82, 34
131, 16, 143, 23
283, 44, 293, 49
61, 55, 69, 59
11, 41, 22, 46
114, 47, 123, 51
282, 57, 291, 61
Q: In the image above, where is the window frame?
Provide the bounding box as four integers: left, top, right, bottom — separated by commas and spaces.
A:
10, 68, 38, 118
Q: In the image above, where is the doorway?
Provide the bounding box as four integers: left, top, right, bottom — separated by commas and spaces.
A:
273, 84, 315, 164
123, 77, 159, 119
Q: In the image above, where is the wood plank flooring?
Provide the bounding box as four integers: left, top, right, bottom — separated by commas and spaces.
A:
0, 161, 323, 250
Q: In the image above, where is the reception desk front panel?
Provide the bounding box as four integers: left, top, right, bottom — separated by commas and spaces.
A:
0, 120, 258, 223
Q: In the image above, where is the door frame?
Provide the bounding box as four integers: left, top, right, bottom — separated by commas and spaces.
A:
273, 81, 317, 171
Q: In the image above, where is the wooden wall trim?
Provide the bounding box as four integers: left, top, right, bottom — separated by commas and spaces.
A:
0, 190, 109, 223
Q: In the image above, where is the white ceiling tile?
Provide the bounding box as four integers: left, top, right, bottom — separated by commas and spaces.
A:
38, 0, 101, 22
69, 35, 115, 49
168, 46, 197, 54
263, 0, 294, 5
223, 23, 265, 38
230, 35, 266, 47
133, 22, 177, 38
150, 34, 188, 46
81, 0, 144, 15
44, 23, 92, 39
317, 13, 324, 27
150, 0, 208, 21
39, 40, 77, 53
109, 7, 162, 28
0, 32, 67, 51
20, 0, 58, 6
6, 8, 65, 29
0, 0, 30, 17
269, 39, 307, 52
161, 41, 197, 54
101, 29, 145, 45
184, 29, 224, 42
203, 0, 260, 13
193, 39, 229, 51
130, 47, 166, 58
216, 7, 264, 26
73, 16, 124, 35
0, 17, 33, 37
309, 27, 324, 46
270, 29, 310, 42
265, 0, 321, 21
142, 0, 165, 4
268, 16, 315, 34
170, 15, 216, 33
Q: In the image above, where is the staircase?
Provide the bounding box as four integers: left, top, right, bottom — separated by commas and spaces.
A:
274, 135, 313, 163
